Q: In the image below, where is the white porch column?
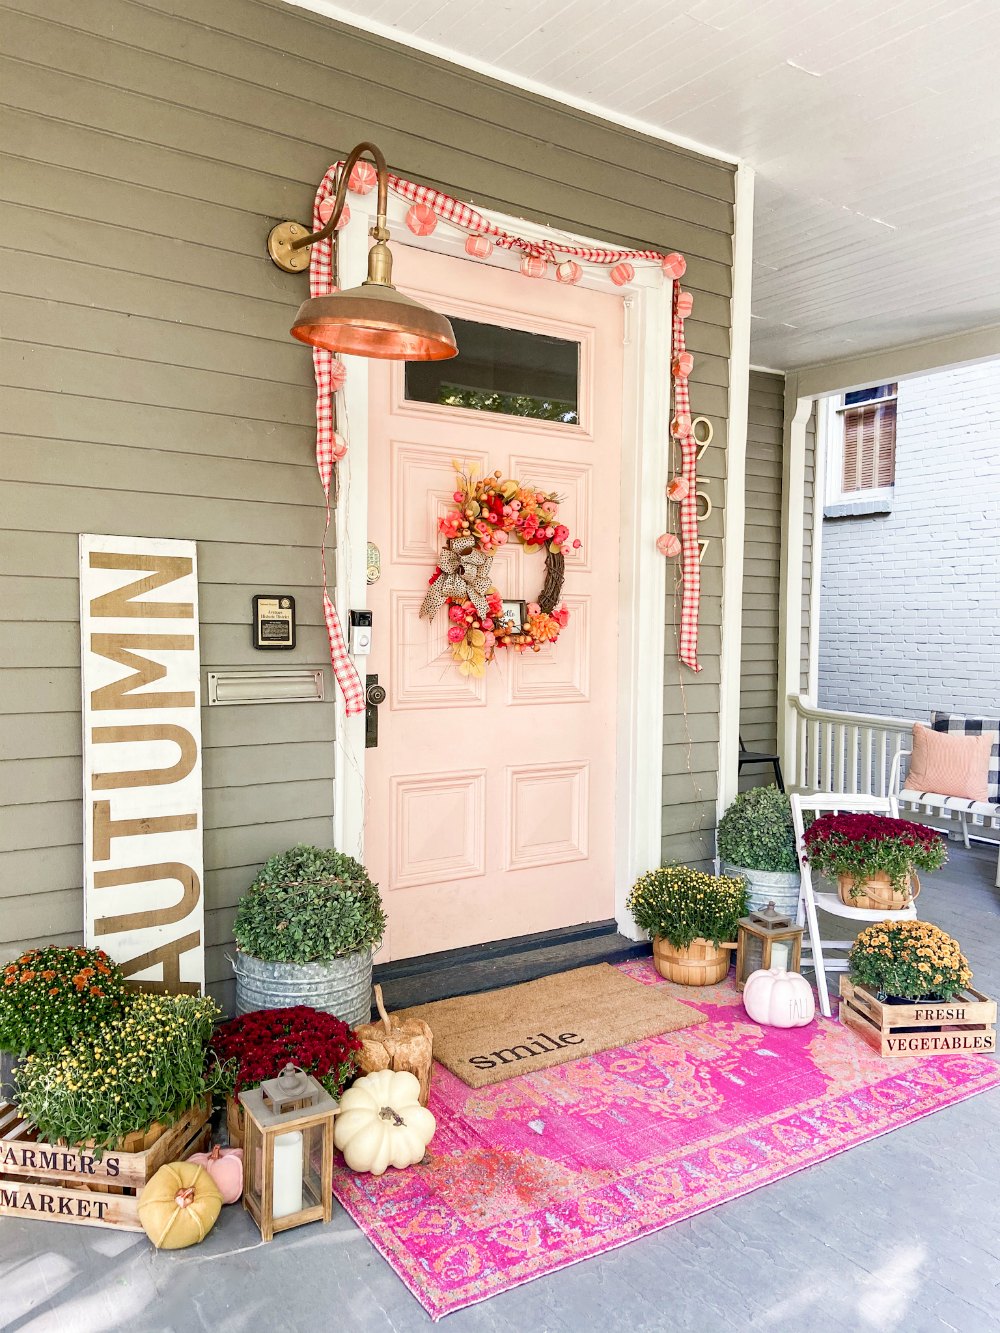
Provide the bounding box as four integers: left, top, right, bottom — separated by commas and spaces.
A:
716, 162, 755, 815
776, 378, 813, 780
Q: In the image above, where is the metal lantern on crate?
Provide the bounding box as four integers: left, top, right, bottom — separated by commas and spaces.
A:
239, 1063, 338, 1242
734, 901, 804, 992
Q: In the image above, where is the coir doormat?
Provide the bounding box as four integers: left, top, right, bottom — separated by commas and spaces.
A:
333, 959, 1000, 1320
395, 961, 707, 1087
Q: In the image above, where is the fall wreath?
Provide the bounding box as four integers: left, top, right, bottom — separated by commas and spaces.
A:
420, 463, 581, 676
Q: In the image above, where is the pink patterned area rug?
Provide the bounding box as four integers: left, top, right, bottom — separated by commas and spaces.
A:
332, 959, 1000, 1320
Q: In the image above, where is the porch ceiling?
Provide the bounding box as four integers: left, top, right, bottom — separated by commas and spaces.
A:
285, 0, 1000, 372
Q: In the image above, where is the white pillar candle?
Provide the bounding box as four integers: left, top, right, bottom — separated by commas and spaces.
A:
271, 1130, 304, 1218
770, 941, 791, 972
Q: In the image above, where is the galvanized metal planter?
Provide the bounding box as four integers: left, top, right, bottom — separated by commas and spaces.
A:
721, 864, 801, 916
233, 948, 373, 1027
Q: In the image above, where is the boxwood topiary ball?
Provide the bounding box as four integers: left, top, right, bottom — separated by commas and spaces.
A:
233, 845, 386, 965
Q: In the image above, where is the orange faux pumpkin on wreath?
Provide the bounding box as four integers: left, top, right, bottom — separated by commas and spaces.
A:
420, 462, 581, 677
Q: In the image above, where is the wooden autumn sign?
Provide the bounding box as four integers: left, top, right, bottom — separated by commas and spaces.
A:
79, 535, 205, 994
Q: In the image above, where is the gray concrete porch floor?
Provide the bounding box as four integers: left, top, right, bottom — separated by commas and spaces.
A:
2, 843, 999, 1333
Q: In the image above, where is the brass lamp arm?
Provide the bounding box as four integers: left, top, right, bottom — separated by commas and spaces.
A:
292, 142, 390, 250
266, 141, 390, 273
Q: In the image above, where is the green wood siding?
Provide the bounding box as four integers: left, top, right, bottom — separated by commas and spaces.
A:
0, 0, 735, 996
739, 371, 784, 786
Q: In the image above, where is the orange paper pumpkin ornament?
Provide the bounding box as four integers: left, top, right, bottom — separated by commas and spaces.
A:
519, 254, 547, 279
406, 203, 438, 236
317, 197, 351, 230
348, 160, 378, 194
465, 234, 493, 259
656, 532, 682, 558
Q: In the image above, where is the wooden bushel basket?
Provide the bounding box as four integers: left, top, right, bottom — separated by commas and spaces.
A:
837, 871, 920, 912
0, 1099, 211, 1231
652, 937, 732, 986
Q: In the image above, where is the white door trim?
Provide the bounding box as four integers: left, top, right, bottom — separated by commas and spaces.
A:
332, 195, 673, 941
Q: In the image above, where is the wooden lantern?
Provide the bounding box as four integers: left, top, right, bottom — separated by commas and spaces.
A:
355, 985, 434, 1107
239, 1063, 337, 1242
735, 901, 804, 992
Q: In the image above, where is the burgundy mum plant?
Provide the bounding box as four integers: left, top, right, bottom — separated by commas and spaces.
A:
210, 1006, 362, 1101
803, 812, 946, 893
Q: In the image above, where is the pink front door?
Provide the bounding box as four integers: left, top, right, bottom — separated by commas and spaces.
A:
365, 243, 623, 961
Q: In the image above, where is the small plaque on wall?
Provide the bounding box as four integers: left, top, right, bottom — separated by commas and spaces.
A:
252, 594, 296, 649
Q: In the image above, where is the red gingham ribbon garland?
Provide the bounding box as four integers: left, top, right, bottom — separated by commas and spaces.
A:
671, 287, 701, 673
309, 164, 365, 717
307, 163, 702, 691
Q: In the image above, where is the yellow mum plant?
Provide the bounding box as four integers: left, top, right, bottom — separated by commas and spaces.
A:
627, 865, 749, 949
849, 920, 972, 1001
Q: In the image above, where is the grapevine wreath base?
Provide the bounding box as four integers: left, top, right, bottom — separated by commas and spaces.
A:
420, 463, 581, 677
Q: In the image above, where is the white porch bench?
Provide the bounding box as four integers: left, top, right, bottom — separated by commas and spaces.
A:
785, 696, 1000, 890
890, 749, 1000, 889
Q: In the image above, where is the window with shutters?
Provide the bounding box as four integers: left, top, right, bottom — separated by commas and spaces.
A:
840, 384, 896, 492
823, 383, 897, 515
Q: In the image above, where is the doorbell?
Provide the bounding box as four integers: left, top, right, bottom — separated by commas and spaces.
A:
349, 609, 373, 656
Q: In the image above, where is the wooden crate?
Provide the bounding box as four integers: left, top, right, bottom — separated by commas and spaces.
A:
226, 1095, 244, 1152
0, 1099, 211, 1231
839, 977, 997, 1058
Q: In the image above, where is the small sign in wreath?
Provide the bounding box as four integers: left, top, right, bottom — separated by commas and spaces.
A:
420, 463, 581, 676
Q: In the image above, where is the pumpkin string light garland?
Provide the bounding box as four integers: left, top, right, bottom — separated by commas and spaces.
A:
420, 461, 580, 676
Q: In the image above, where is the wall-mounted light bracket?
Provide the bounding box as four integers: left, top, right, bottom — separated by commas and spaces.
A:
267, 220, 313, 273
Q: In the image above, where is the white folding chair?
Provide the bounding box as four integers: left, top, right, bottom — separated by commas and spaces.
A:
790, 792, 917, 1018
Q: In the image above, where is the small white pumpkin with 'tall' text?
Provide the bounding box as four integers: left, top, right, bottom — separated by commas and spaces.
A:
742, 967, 816, 1028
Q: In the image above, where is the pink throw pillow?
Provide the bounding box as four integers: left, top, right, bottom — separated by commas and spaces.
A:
907, 723, 992, 802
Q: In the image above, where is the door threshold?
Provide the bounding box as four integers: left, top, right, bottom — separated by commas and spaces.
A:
372, 920, 650, 1013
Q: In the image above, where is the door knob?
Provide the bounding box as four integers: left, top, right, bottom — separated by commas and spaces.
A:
365, 675, 385, 749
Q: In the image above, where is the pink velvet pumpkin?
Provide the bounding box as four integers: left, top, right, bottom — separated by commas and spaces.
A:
188, 1144, 244, 1204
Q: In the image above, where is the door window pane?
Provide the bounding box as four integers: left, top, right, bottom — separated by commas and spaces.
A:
404, 317, 579, 424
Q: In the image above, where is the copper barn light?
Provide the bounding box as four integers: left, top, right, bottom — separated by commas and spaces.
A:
266, 141, 457, 362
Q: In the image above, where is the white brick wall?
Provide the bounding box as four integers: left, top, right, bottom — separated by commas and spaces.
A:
818, 361, 1000, 718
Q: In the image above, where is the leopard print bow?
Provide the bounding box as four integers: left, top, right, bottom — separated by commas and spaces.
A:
420, 535, 494, 620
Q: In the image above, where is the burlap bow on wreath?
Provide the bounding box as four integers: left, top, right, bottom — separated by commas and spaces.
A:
420, 535, 495, 621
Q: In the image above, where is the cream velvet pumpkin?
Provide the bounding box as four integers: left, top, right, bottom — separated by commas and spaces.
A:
334, 1069, 435, 1175
742, 967, 815, 1028
138, 1161, 223, 1249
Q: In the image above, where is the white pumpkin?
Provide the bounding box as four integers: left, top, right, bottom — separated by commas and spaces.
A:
334, 1069, 435, 1175
743, 967, 815, 1028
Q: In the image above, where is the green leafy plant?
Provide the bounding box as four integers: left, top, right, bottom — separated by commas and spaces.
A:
803, 813, 947, 894
0, 946, 130, 1055
233, 845, 386, 964
849, 920, 972, 1001
717, 785, 798, 873
15, 993, 219, 1153
627, 865, 749, 949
